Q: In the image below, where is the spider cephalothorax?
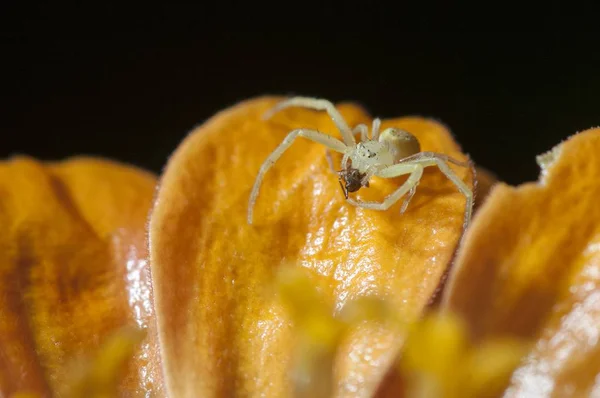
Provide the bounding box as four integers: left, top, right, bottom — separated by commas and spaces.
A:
247, 96, 474, 230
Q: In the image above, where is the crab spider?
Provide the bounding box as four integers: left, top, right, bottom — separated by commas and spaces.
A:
247, 96, 474, 231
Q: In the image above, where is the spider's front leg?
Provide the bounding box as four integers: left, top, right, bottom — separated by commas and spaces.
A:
353, 123, 369, 142
360, 165, 378, 187
263, 97, 356, 146
346, 163, 424, 211
325, 150, 336, 173
247, 128, 347, 224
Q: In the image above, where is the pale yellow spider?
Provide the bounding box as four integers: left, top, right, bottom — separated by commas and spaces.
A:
247, 97, 474, 230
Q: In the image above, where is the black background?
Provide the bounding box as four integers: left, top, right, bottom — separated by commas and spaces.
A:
3, 4, 600, 185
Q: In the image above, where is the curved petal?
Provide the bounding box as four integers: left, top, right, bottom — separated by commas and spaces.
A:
149, 96, 474, 397
0, 156, 163, 397
473, 165, 498, 211
443, 128, 600, 396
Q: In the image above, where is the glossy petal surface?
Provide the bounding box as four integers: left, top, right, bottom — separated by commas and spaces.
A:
0, 156, 163, 397
443, 128, 600, 396
149, 97, 473, 397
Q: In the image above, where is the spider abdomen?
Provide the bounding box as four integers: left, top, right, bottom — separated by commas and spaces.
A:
379, 128, 421, 162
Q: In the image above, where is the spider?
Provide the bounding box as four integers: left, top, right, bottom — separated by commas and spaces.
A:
247, 97, 474, 230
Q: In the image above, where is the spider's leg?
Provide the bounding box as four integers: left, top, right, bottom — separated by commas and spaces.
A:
247, 128, 347, 224
262, 97, 356, 146
400, 185, 418, 213
398, 151, 471, 168
353, 124, 369, 142
341, 153, 350, 170
410, 154, 474, 231
431, 158, 473, 231
371, 118, 382, 140
346, 163, 424, 211
360, 165, 379, 186
325, 150, 337, 174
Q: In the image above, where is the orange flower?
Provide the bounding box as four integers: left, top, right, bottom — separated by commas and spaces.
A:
444, 127, 600, 396
0, 157, 163, 397
3, 96, 600, 398
149, 96, 473, 397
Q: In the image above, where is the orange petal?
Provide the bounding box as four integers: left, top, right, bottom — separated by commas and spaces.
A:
63, 325, 147, 398
0, 156, 164, 397
149, 96, 474, 397
443, 128, 600, 395
473, 165, 498, 211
